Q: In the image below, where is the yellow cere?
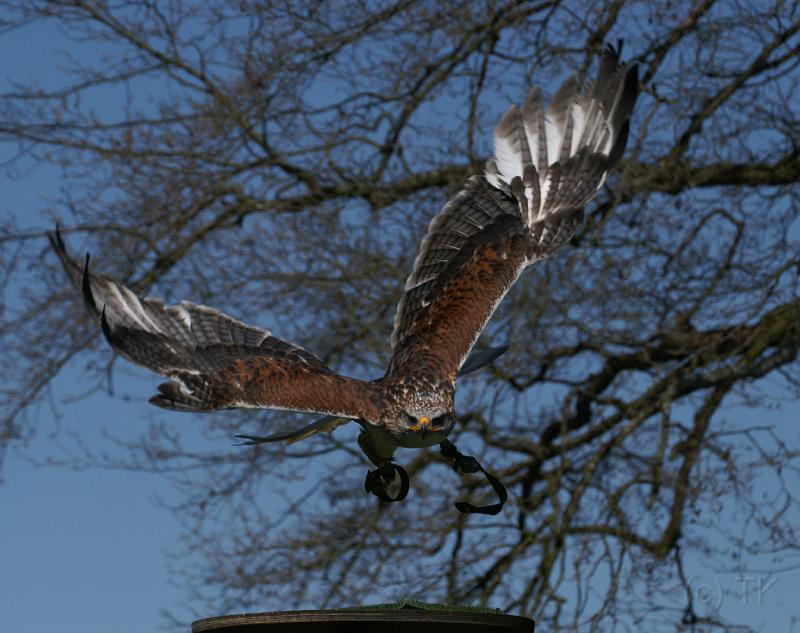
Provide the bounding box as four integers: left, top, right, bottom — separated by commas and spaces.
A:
409, 416, 431, 431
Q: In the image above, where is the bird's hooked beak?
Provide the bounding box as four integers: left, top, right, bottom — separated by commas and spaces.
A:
410, 416, 431, 438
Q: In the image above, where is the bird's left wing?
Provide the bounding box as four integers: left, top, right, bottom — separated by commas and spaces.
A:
50, 230, 380, 423
388, 46, 638, 381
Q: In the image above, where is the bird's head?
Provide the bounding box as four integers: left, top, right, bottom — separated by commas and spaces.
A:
400, 409, 455, 442
383, 385, 455, 444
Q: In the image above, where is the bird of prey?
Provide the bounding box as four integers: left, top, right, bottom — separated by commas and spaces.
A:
51, 46, 638, 514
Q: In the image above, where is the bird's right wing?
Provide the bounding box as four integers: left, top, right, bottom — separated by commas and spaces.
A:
387, 46, 638, 381
50, 230, 380, 423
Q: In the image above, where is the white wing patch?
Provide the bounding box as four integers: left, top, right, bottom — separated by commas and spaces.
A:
485, 46, 638, 227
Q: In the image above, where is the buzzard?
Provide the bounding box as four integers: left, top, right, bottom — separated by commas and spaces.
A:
51, 46, 638, 514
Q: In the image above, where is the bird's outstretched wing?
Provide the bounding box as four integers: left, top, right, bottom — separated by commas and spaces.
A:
233, 343, 509, 446
388, 46, 638, 380
50, 230, 380, 422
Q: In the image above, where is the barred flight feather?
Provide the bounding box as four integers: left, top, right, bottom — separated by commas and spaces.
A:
485, 45, 638, 226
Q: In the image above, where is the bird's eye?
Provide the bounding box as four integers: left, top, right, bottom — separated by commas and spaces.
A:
404, 413, 416, 424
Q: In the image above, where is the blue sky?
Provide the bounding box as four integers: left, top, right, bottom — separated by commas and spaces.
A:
0, 19, 191, 633
1, 10, 799, 633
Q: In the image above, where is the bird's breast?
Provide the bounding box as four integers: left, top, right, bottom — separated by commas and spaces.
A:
365, 424, 448, 456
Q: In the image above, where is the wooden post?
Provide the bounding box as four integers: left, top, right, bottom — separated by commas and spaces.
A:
193, 605, 534, 632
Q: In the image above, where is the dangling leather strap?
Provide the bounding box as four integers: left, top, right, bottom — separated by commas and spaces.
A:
364, 462, 410, 503
440, 440, 508, 515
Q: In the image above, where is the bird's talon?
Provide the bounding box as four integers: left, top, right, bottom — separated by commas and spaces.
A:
378, 462, 396, 483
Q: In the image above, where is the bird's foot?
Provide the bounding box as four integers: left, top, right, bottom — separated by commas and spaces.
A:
439, 440, 508, 515
364, 462, 409, 503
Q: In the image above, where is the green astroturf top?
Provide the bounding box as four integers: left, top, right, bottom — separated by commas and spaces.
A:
338, 598, 502, 615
